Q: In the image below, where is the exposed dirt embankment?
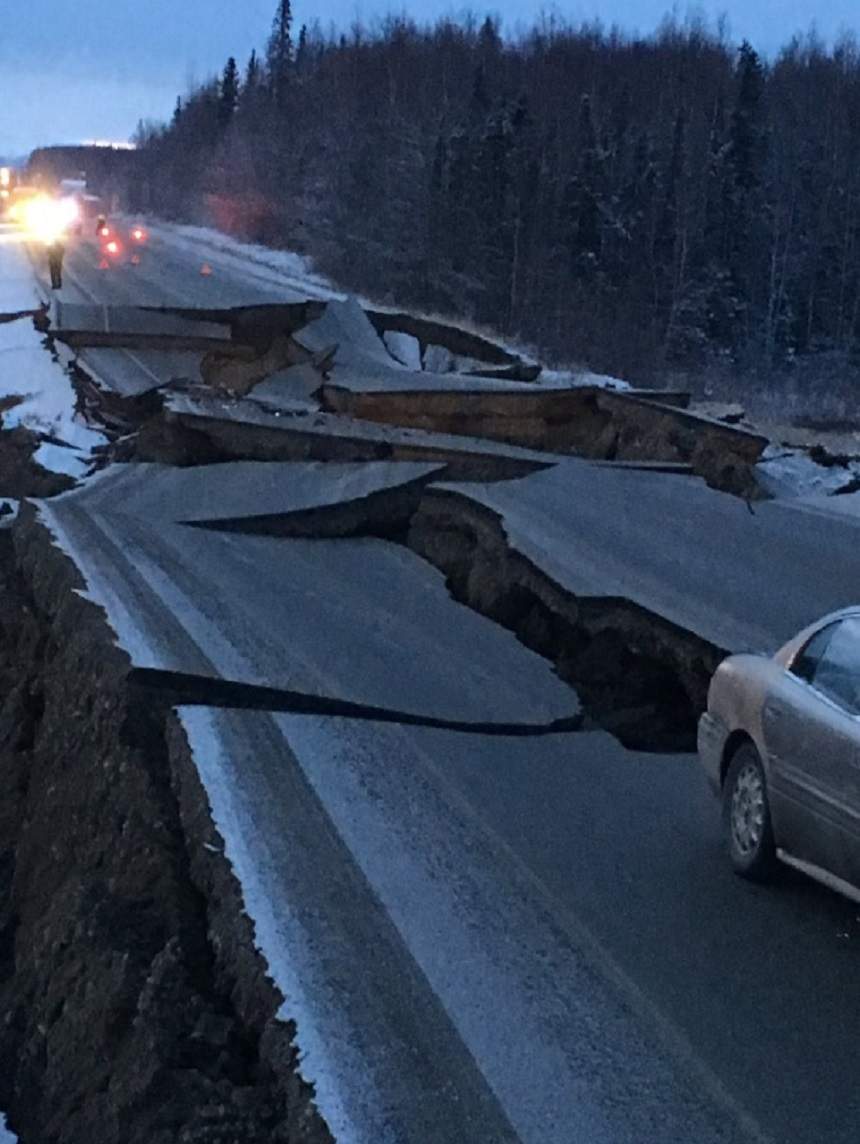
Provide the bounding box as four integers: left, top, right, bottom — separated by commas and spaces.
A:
0, 510, 332, 1144
0, 425, 74, 499
407, 489, 723, 751
321, 386, 768, 497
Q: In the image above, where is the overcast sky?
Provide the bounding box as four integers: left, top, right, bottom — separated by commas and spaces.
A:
1, 0, 858, 157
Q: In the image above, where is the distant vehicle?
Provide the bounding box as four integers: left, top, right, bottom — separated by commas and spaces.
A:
129, 223, 148, 245
700, 608, 860, 903
100, 235, 124, 263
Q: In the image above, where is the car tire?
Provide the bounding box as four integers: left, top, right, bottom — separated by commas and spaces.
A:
722, 742, 778, 881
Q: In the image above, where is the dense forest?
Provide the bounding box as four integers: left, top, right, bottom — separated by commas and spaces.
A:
130, 4, 860, 411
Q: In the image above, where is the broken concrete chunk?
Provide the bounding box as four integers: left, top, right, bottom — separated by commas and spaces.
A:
383, 331, 422, 370
296, 297, 395, 372
201, 334, 310, 397
249, 363, 323, 409
423, 344, 454, 374
367, 309, 521, 366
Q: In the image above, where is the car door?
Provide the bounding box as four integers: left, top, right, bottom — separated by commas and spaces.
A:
761, 619, 860, 881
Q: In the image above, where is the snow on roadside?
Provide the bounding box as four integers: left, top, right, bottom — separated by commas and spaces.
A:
755, 444, 860, 499
383, 330, 422, 370
0, 314, 106, 477
0, 228, 41, 314
537, 367, 631, 391
0, 499, 19, 528
0, 1113, 17, 1142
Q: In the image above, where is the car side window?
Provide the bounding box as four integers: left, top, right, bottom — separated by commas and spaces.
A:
810, 618, 860, 716
791, 624, 838, 684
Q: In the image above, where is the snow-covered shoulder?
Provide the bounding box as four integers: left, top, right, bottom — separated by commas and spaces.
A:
0, 229, 41, 314
755, 443, 860, 499
537, 368, 631, 391
0, 314, 106, 477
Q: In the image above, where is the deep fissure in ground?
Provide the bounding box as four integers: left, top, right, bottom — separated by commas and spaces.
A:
183, 475, 723, 753
405, 489, 721, 752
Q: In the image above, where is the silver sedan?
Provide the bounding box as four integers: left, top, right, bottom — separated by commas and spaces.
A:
699, 607, 860, 902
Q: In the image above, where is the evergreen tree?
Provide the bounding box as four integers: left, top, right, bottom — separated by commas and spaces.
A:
295, 25, 309, 74
566, 95, 604, 274
129, 18, 860, 395
267, 0, 293, 107
729, 42, 766, 193
245, 49, 260, 92
725, 41, 768, 353
219, 57, 240, 127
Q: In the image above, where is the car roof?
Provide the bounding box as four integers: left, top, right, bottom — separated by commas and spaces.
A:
774, 606, 860, 668
812, 606, 860, 628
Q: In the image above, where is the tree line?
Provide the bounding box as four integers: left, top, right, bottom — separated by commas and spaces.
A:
130, 3, 860, 405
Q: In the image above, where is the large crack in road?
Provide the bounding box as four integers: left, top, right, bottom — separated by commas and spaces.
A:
182, 472, 720, 753
2, 282, 853, 1142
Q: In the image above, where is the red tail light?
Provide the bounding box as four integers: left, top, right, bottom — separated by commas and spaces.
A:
106, 240, 121, 256
131, 226, 147, 243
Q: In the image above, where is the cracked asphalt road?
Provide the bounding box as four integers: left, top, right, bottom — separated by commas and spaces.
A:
35, 456, 860, 1144
23, 228, 860, 1144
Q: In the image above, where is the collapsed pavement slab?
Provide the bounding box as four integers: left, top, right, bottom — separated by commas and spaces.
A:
296, 297, 541, 393
36, 475, 577, 719
321, 384, 767, 495
50, 301, 233, 351
136, 392, 556, 481
73, 459, 442, 532
367, 307, 540, 379
74, 347, 205, 398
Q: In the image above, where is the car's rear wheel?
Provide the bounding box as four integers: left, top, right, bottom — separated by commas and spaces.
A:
722, 742, 778, 881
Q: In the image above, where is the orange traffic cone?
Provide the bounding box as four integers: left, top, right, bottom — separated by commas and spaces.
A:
98, 258, 110, 270
200, 263, 213, 277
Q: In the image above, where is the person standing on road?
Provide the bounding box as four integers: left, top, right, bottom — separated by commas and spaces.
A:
47, 237, 65, 290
